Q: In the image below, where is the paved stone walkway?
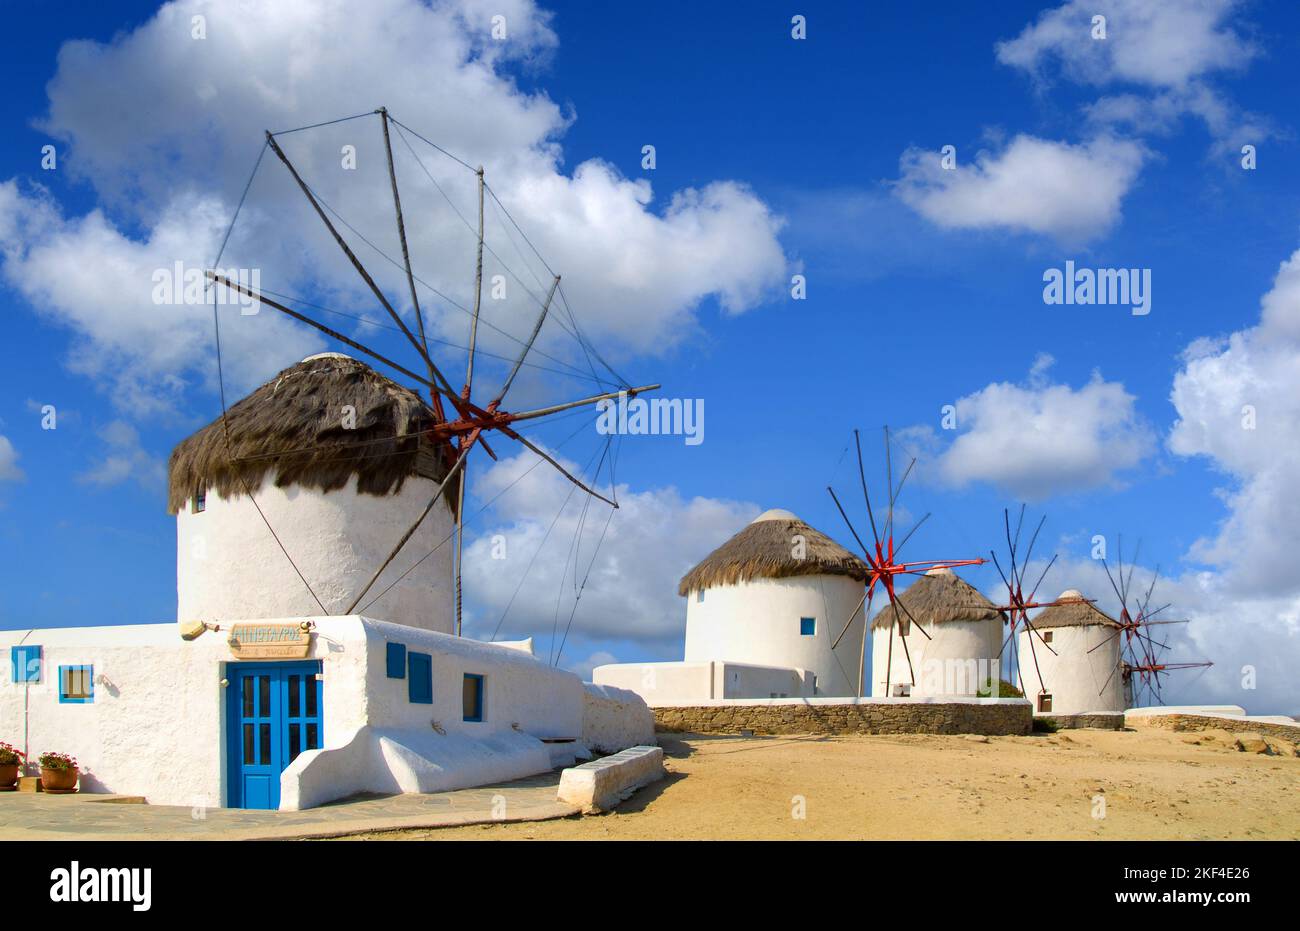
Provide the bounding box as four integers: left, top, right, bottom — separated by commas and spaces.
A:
0, 771, 578, 840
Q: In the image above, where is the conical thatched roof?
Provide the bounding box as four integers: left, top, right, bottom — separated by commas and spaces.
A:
677, 509, 868, 596
167, 353, 455, 515
1029, 590, 1121, 631
870, 567, 1001, 629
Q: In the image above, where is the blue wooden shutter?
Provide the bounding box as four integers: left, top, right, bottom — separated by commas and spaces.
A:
386, 642, 407, 679
408, 652, 432, 704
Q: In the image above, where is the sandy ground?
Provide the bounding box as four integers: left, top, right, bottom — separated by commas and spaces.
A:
337, 727, 1300, 840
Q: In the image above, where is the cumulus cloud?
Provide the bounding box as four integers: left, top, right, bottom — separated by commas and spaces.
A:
459, 443, 758, 657
1169, 247, 1300, 596
4, 0, 787, 417
996, 0, 1256, 89
893, 135, 1145, 243
0, 180, 323, 415
999, 0, 1268, 157
905, 355, 1155, 500
76, 420, 167, 491
0, 436, 23, 482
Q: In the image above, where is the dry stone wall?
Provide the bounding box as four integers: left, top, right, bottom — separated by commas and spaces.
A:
654, 700, 1031, 736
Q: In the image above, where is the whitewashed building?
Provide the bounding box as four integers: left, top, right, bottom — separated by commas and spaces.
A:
595, 508, 868, 700
1017, 590, 1125, 716
870, 567, 1003, 698
1, 354, 652, 810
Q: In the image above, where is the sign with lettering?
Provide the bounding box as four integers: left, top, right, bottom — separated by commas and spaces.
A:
227, 623, 311, 659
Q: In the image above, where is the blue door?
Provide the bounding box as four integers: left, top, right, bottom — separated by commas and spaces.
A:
226, 661, 323, 809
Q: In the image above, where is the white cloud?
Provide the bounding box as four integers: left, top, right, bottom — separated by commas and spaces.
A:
0, 436, 23, 482
1000, 1, 1267, 157
996, 0, 1256, 89
5, 0, 787, 416
0, 181, 323, 416
460, 443, 758, 655
1169, 247, 1300, 596
908, 355, 1156, 500
76, 420, 167, 491
893, 135, 1145, 243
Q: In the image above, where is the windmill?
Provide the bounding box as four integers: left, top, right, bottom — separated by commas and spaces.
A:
987, 505, 1074, 701
1090, 538, 1212, 707
826, 427, 984, 696
202, 107, 658, 639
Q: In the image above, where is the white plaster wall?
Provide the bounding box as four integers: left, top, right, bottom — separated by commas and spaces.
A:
0, 618, 369, 808
870, 619, 1002, 698
593, 660, 814, 705
177, 473, 454, 633
580, 683, 656, 752
2, 615, 654, 810
1017, 625, 1124, 715
683, 575, 865, 696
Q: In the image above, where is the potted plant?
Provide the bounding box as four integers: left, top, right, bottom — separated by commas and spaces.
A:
0, 742, 22, 789
38, 751, 79, 792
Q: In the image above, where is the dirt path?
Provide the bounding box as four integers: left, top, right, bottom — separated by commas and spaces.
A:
336, 727, 1300, 840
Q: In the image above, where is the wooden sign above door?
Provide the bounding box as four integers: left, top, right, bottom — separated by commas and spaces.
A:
227, 623, 312, 660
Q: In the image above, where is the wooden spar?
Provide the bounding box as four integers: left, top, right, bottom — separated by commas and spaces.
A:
507, 384, 661, 423
882, 614, 894, 698
832, 589, 868, 650
265, 131, 442, 385
465, 165, 486, 396
856, 591, 871, 696
379, 106, 444, 420
345, 437, 474, 615
456, 165, 485, 638
455, 465, 466, 636
493, 274, 560, 407
497, 423, 618, 508
206, 273, 502, 421
207, 273, 436, 390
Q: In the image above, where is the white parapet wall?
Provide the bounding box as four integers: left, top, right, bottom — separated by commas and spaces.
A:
1, 616, 654, 810
557, 745, 664, 813
593, 659, 815, 706
581, 683, 656, 753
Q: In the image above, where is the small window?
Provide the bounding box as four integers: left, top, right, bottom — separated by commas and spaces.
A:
799, 617, 816, 636
696, 589, 705, 603
386, 642, 407, 679
408, 652, 432, 704
11, 645, 41, 683
192, 492, 206, 513
1037, 693, 1053, 713
59, 665, 94, 704
891, 683, 911, 698
899, 618, 911, 637
463, 673, 484, 722
1042, 630, 1053, 644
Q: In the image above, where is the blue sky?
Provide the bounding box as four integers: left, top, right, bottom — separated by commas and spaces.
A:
2, 1, 1298, 713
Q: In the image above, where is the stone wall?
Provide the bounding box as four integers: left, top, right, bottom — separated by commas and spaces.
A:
1126, 712, 1300, 744
1040, 713, 1125, 730
653, 700, 1031, 736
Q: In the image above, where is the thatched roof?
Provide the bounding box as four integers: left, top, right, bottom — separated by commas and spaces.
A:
870, 567, 1001, 629
677, 509, 868, 595
167, 353, 455, 515
1029, 590, 1121, 631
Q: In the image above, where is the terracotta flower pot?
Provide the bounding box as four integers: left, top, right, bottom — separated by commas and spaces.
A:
40, 766, 77, 792
0, 763, 18, 788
